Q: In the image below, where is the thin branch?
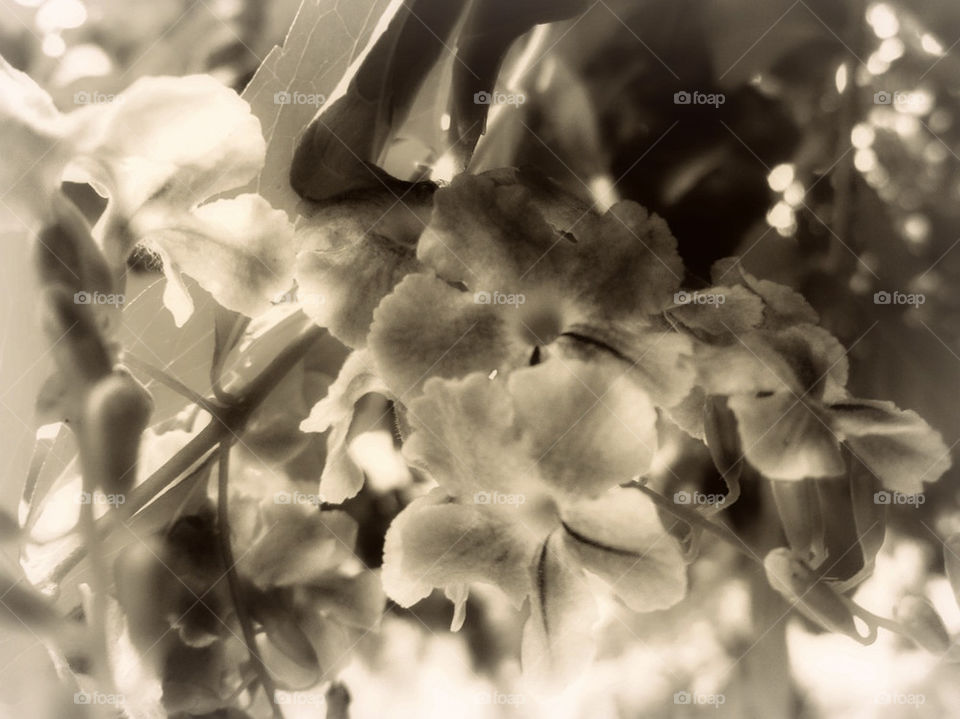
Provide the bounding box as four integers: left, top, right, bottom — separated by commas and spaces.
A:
122, 352, 220, 414
44, 325, 326, 587
216, 442, 284, 719
629, 481, 762, 564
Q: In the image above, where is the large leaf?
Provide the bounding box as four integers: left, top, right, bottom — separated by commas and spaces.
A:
239, 0, 397, 214
290, 0, 468, 201
446, 0, 590, 165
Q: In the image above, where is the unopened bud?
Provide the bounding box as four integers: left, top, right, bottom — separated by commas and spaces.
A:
943, 534, 960, 610
80, 370, 152, 495
894, 595, 950, 653
34, 193, 113, 296
41, 288, 111, 386
764, 548, 859, 639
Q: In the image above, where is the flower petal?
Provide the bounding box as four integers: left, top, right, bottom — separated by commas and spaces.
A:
417, 168, 570, 291
521, 530, 597, 690
144, 194, 295, 325
559, 487, 687, 612
556, 325, 695, 409
668, 284, 765, 336
382, 492, 536, 608
73, 74, 265, 219
829, 399, 952, 494
295, 185, 434, 347
369, 272, 530, 397
301, 350, 391, 503
508, 356, 658, 495
711, 258, 819, 327
728, 392, 844, 480
402, 372, 534, 497
0, 56, 70, 229
570, 200, 683, 317
240, 507, 358, 588
417, 168, 682, 318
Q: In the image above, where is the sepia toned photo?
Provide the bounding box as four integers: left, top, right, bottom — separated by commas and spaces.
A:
1, 0, 958, 717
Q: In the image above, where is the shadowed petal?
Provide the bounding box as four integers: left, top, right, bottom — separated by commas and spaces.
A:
559, 487, 687, 612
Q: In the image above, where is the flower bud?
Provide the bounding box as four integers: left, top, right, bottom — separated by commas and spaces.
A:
764, 547, 860, 639
771, 480, 826, 566
41, 287, 112, 386
943, 533, 960, 609
80, 370, 152, 495
34, 193, 113, 296
894, 595, 950, 653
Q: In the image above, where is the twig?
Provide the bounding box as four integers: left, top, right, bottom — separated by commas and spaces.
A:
43, 325, 327, 587
629, 482, 761, 563
215, 442, 284, 719
122, 352, 220, 414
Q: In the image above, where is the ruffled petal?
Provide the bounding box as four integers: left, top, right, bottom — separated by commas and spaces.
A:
240, 506, 358, 588
72, 74, 265, 219
417, 168, 682, 319
417, 168, 570, 291
0, 56, 70, 229
301, 350, 391, 503
758, 324, 849, 402
381, 492, 537, 608
559, 487, 687, 611
368, 272, 531, 397
710, 258, 819, 327
728, 392, 844, 480
668, 284, 765, 336
402, 372, 535, 497
295, 186, 434, 347
569, 200, 683, 317
556, 325, 695, 409
829, 399, 952, 494
508, 356, 658, 495
143, 194, 295, 325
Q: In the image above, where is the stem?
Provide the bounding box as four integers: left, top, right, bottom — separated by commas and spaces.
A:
122, 353, 220, 414
630, 482, 762, 564
77, 495, 111, 692
215, 443, 283, 719
44, 325, 327, 587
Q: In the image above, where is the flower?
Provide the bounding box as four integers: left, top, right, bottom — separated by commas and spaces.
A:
673, 259, 951, 494
366, 168, 693, 404
0, 56, 295, 326
382, 367, 687, 688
